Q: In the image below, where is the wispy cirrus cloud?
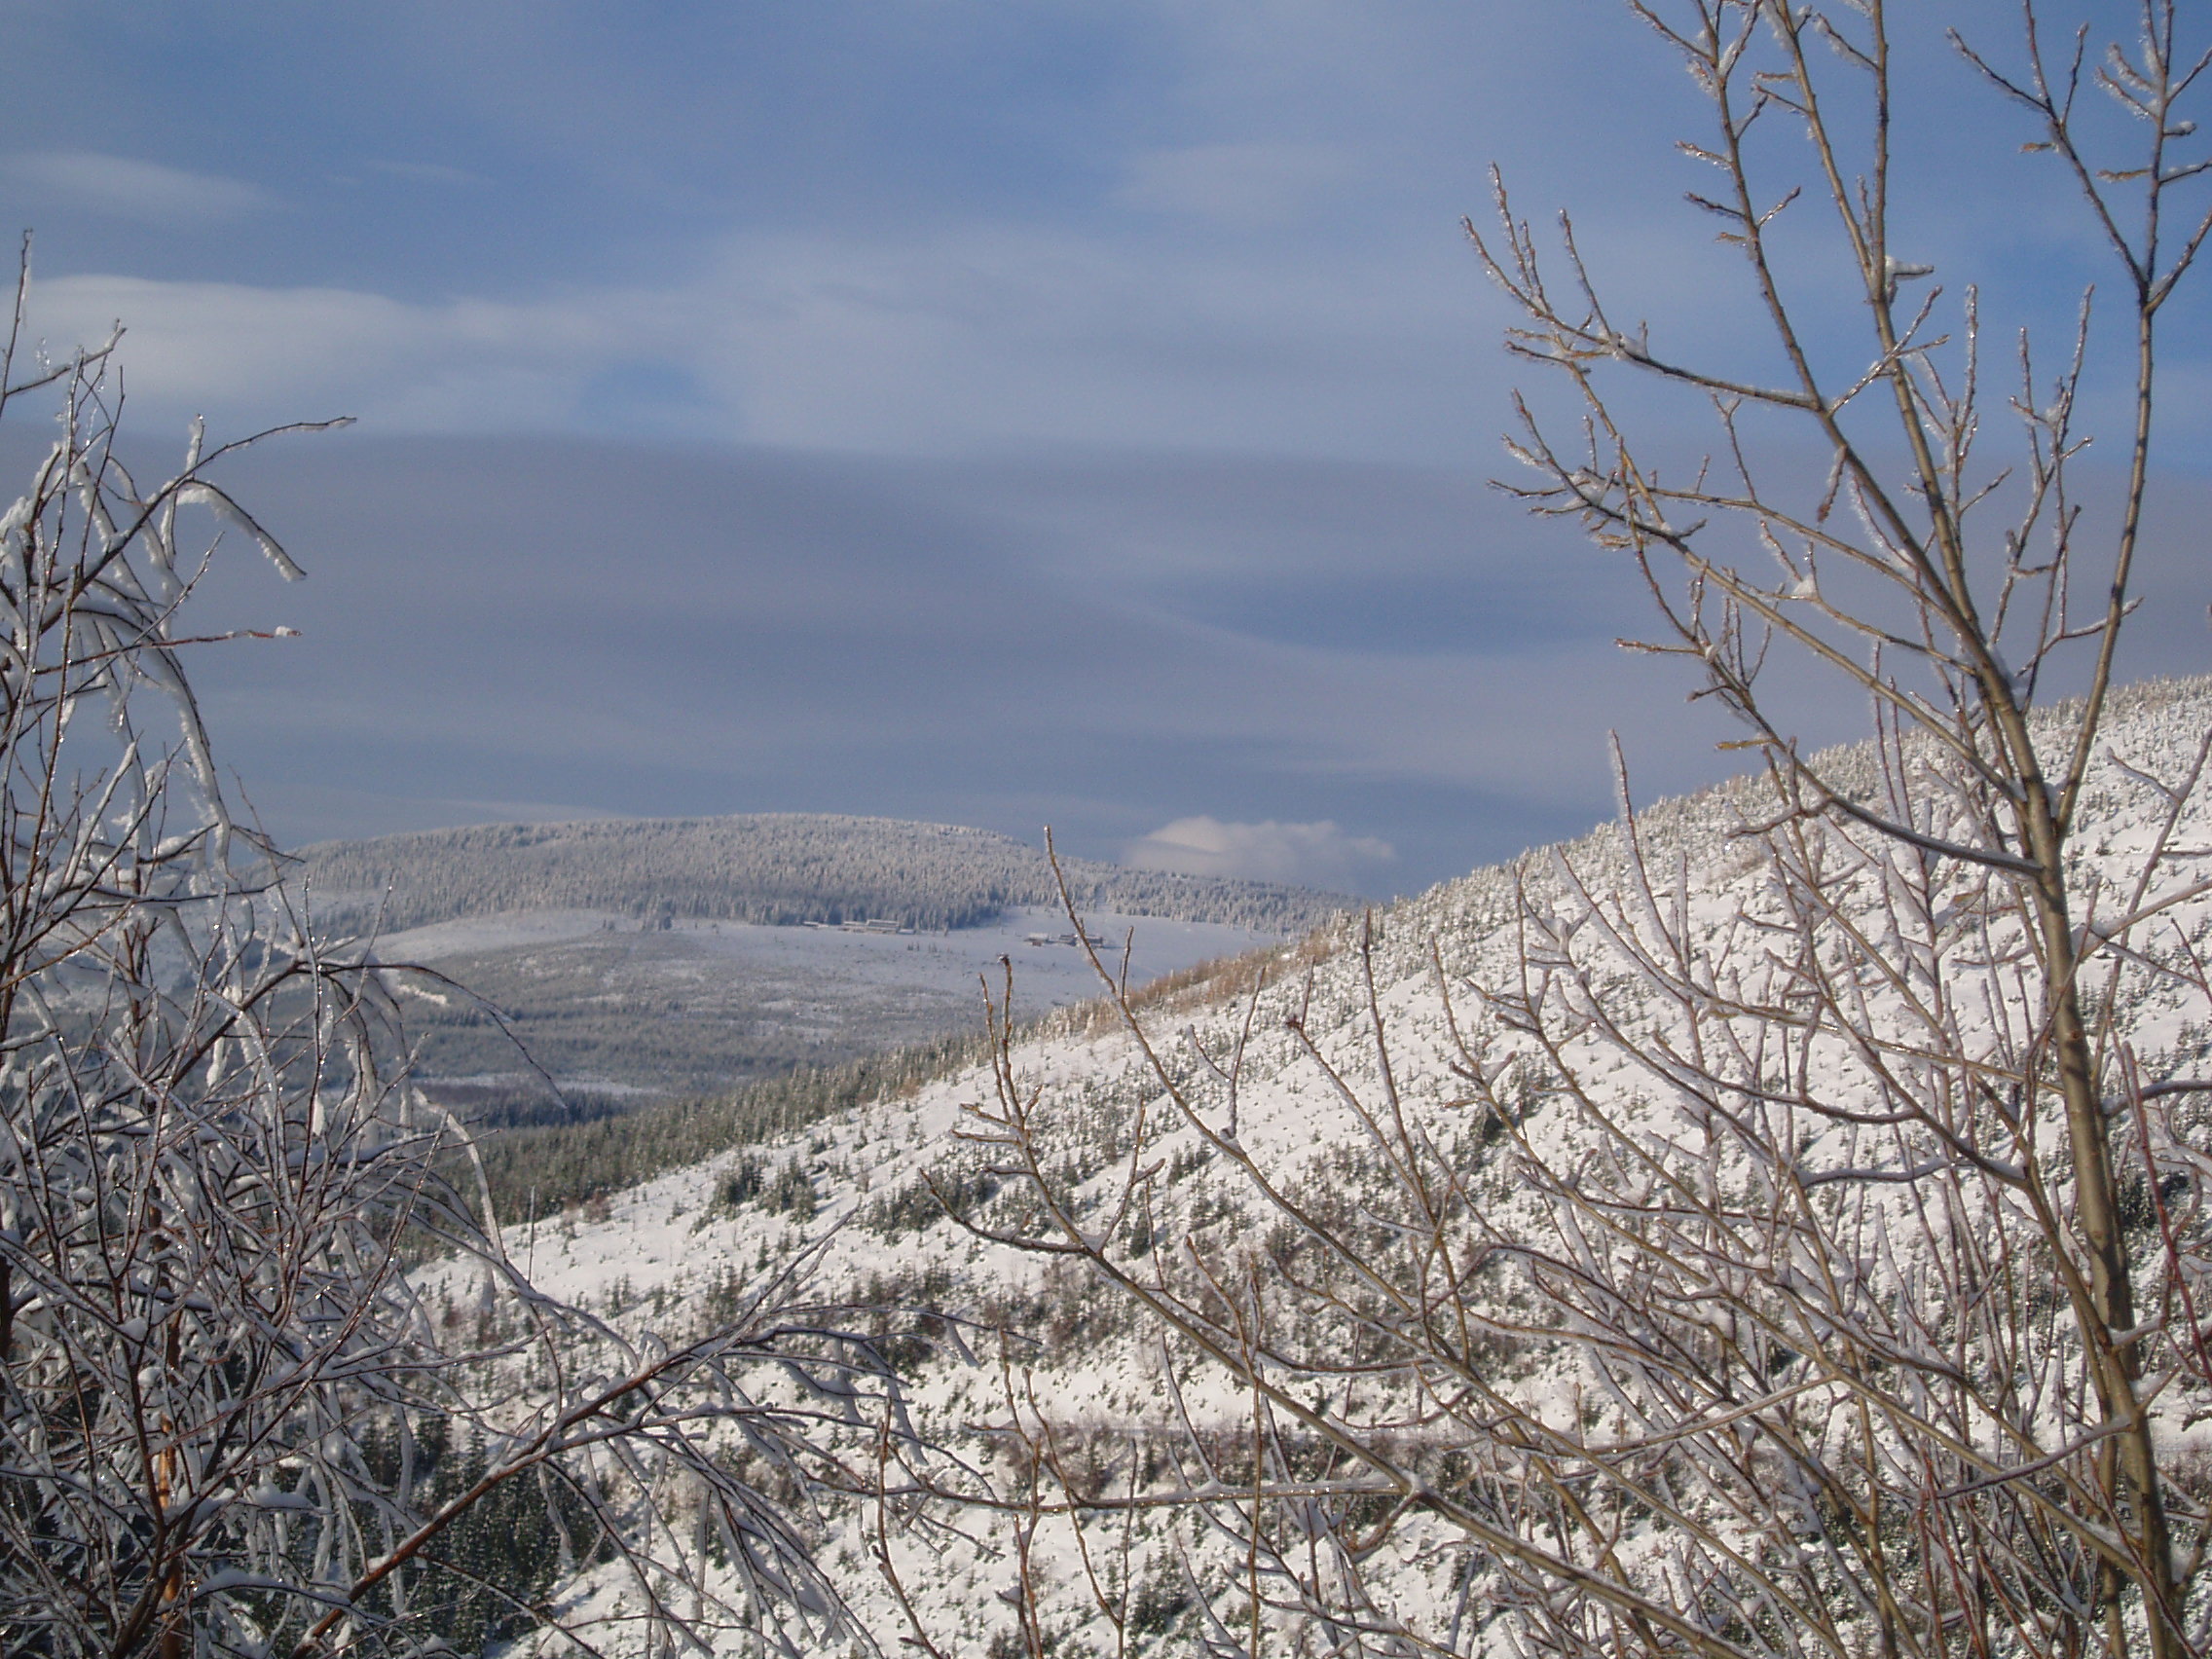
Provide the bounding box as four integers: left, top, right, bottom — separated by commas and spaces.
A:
26, 274, 633, 433
2, 152, 276, 226
21, 217, 1491, 461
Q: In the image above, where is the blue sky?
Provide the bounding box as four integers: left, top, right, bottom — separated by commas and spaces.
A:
2, 1, 2204, 894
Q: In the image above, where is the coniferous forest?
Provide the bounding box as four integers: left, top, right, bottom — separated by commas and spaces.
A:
298, 813, 1352, 937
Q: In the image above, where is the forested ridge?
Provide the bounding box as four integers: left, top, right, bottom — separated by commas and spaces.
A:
295, 812, 1353, 935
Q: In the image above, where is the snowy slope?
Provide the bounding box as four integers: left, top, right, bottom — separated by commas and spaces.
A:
440, 678, 2212, 1657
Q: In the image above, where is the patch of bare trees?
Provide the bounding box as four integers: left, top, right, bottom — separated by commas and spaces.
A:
973, 5, 2212, 1655
0, 276, 924, 1657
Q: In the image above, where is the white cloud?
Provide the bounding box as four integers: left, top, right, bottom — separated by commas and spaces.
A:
1113, 141, 1354, 228
3, 151, 276, 226
14, 219, 1493, 462
1124, 815, 1394, 888
25, 275, 626, 429
686, 223, 1488, 460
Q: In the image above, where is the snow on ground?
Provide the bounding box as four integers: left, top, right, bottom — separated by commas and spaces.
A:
427, 679, 2212, 1656
372, 904, 1294, 1100
376, 905, 1281, 1000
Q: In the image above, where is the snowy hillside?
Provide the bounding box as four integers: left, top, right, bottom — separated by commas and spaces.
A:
433, 678, 2212, 1657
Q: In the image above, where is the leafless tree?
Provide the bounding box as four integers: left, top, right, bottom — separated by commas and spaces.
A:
968, 5, 2212, 1656
0, 276, 924, 1658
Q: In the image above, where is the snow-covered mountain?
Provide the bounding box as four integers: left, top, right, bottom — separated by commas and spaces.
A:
432, 678, 2212, 1657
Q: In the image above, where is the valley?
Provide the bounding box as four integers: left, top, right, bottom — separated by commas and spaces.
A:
379, 903, 1293, 1111
292, 812, 1351, 1116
